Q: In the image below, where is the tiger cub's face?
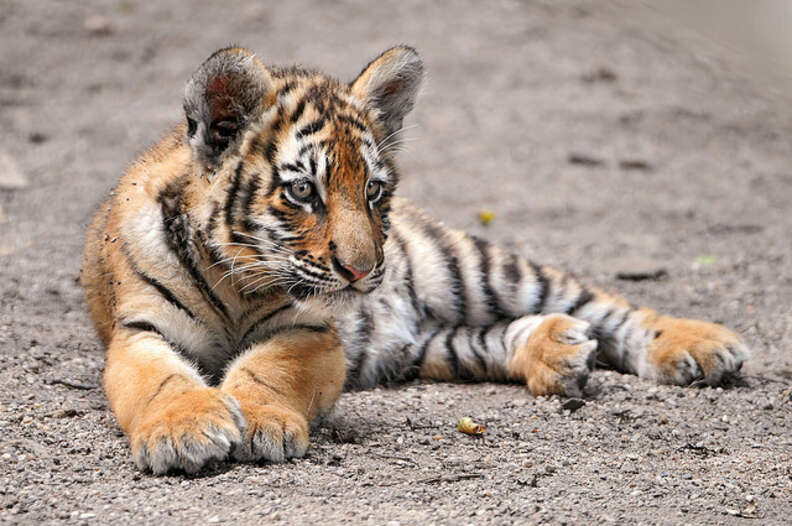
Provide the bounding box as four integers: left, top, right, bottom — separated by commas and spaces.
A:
183, 47, 423, 303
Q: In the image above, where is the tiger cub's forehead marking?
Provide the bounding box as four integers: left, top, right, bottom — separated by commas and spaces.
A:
265, 79, 390, 204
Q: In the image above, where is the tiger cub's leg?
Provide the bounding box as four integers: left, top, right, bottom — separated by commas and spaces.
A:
220, 327, 346, 463
613, 305, 748, 386
407, 301, 747, 396
559, 286, 749, 386
411, 316, 597, 396
105, 328, 245, 474
505, 314, 598, 396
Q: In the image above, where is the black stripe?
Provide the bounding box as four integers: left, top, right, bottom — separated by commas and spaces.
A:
445, 326, 473, 381
224, 161, 244, 226
204, 202, 229, 270
420, 221, 467, 323
390, 231, 421, 319
241, 303, 294, 344
281, 162, 302, 173
121, 320, 198, 373
279, 81, 296, 97
529, 262, 549, 314
245, 324, 330, 351
271, 106, 285, 133
265, 140, 278, 164
242, 368, 287, 397
344, 349, 368, 390
122, 320, 167, 339
497, 323, 509, 356
277, 234, 306, 243
610, 309, 632, 334
503, 252, 521, 284
468, 327, 489, 377
242, 173, 261, 220
269, 206, 294, 222
118, 236, 200, 322
402, 328, 441, 382
296, 117, 325, 138
146, 374, 181, 407
294, 262, 334, 282
567, 287, 595, 316
476, 327, 488, 355
136, 271, 197, 320
357, 307, 375, 347
337, 114, 366, 132
160, 184, 231, 321
501, 252, 522, 313
472, 236, 509, 321
298, 143, 314, 158
291, 99, 306, 123
276, 324, 329, 338
354, 308, 375, 378
344, 308, 374, 388
240, 218, 262, 233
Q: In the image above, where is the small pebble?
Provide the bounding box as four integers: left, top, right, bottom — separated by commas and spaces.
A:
561, 398, 585, 412
0, 152, 30, 190
84, 14, 114, 36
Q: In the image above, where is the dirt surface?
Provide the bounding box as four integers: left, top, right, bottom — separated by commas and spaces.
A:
1, 0, 791, 524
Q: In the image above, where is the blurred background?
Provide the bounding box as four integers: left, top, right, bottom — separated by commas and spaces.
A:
655, 0, 792, 100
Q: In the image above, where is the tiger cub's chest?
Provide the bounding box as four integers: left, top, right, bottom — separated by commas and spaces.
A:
171, 295, 333, 380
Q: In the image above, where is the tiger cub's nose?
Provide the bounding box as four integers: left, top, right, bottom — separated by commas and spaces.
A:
332, 256, 372, 282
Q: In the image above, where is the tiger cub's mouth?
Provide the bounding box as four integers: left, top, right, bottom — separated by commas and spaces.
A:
286, 258, 386, 301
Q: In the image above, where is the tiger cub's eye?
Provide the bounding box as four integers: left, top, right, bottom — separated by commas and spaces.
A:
290, 179, 314, 201
366, 180, 383, 202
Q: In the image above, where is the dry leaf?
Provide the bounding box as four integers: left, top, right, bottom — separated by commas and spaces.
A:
457, 416, 485, 436
725, 499, 761, 519
477, 210, 495, 226
741, 500, 760, 518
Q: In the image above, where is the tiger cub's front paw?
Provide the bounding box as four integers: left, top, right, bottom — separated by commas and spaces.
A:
130, 387, 245, 475
232, 403, 309, 463
507, 314, 598, 397
647, 316, 749, 386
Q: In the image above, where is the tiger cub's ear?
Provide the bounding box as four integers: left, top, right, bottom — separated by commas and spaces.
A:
351, 46, 424, 142
184, 47, 274, 171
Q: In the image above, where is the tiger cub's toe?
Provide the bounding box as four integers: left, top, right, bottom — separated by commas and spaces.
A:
507, 314, 598, 397
647, 316, 749, 386
232, 403, 309, 463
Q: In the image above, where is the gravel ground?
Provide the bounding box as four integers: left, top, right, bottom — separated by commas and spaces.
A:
1, 0, 791, 524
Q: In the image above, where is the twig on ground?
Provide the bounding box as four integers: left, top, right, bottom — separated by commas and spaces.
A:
372, 453, 420, 466
740, 374, 789, 386
377, 473, 484, 487
47, 379, 97, 390
417, 473, 484, 484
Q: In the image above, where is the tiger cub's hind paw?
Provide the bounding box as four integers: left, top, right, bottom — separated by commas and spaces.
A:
131, 387, 245, 475
646, 317, 749, 387
507, 314, 598, 398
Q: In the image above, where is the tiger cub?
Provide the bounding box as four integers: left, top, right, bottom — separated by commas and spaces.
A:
82, 46, 748, 474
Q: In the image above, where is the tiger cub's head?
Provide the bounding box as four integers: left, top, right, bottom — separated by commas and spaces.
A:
183, 46, 423, 304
